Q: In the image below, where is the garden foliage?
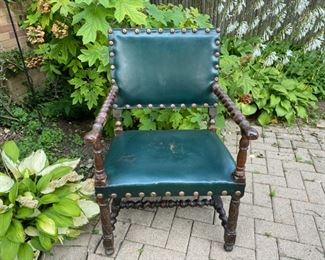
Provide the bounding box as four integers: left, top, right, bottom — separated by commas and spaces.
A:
19, 0, 324, 128
0, 140, 98, 260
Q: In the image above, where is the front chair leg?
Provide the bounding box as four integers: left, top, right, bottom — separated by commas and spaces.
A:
97, 193, 114, 255
224, 195, 241, 251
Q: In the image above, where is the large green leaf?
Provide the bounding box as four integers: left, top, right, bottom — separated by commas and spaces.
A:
36, 214, 57, 236
72, 4, 109, 44
78, 43, 109, 67
9, 182, 18, 203
0, 209, 13, 236
18, 243, 34, 260
114, 0, 147, 25
0, 238, 20, 260
38, 158, 80, 176
2, 141, 19, 163
39, 233, 53, 251
30, 237, 47, 252
39, 194, 60, 205
296, 106, 307, 119
16, 207, 34, 219
258, 111, 272, 126
6, 219, 25, 243
275, 104, 287, 117
239, 103, 257, 116
145, 3, 167, 25
53, 198, 81, 217
270, 94, 281, 107
36, 174, 53, 192
44, 208, 74, 227
78, 199, 100, 219
18, 149, 47, 175
0, 175, 14, 193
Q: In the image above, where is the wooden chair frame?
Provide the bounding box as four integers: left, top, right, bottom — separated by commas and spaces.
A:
85, 81, 258, 255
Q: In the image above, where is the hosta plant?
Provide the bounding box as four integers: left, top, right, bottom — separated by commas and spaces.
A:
0, 140, 99, 260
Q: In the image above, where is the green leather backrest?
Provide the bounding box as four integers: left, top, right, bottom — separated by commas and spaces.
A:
109, 29, 220, 107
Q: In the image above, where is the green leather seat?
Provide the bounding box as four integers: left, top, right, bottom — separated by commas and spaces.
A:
102, 130, 244, 197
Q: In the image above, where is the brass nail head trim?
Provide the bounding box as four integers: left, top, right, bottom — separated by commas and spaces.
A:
139, 192, 145, 197
207, 191, 213, 196
221, 190, 228, 196
170, 28, 175, 33
159, 104, 165, 108
204, 103, 209, 107
148, 104, 153, 108
165, 191, 171, 196
171, 104, 176, 108
111, 79, 116, 84
179, 191, 185, 196
146, 28, 151, 34
122, 28, 127, 34
205, 28, 211, 33
111, 193, 117, 198
97, 193, 103, 199
109, 52, 115, 57
215, 52, 220, 57
193, 191, 199, 197
108, 29, 113, 34
158, 28, 163, 33
216, 40, 220, 45
125, 193, 132, 198
235, 191, 241, 196
137, 104, 142, 108
214, 77, 219, 82
181, 104, 186, 108
109, 40, 114, 46
125, 104, 130, 109
135, 28, 140, 34
110, 65, 115, 70
192, 28, 198, 33
191, 103, 197, 108
181, 28, 186, 33
113, 104, 118, 108
216, 27, 221, 33
150, 192, 156, 197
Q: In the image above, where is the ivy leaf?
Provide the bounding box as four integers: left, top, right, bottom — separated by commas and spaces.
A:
78, 43, 109, 67
145, 3, 167, 25
50, 0, 75, 16
114, 0, 147, 25
73, 4, 110, 44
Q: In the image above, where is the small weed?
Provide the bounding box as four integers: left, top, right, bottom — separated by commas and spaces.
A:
92, 229, 100, 235
295, 155, 303, 162
264, 232, 272, 238
269, 190, 276, 198
137, 248, 144, 256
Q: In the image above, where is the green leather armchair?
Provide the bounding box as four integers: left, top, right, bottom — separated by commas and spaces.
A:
85, 28, 258, 255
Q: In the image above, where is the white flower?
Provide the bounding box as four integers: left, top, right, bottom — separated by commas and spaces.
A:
264, 52, 278, 66
237, 21, 249, 37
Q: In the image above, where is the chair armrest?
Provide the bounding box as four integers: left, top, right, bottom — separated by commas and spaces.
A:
212, 84, 258, 140
84, 86, 119, 144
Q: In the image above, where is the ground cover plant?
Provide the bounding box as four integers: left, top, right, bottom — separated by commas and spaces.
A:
0, 140, 98, 260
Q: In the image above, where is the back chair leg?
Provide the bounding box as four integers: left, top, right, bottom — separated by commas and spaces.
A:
212, 195, 228, 228
224, 195, 241, 251
97, 193, 115, 255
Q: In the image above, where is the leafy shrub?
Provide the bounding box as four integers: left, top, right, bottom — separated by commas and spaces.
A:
0, 140, 98, 260
220, 38, 318, 125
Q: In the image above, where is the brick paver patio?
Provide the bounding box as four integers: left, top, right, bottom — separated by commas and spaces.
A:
43, 121, 325, 260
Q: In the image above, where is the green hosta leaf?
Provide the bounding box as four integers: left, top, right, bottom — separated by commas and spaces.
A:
280, 100, 292, 111
296, 106, 307, 119
37, 171, 60, 191
39, 194, 60, 205
1, 149, 21, 180
16, 207, 34, 219
73, 212, 88, 227
73, 4, 110, 44
275, 104, 287, 117
0, 175, 14, 193
44, 208, 74, 227
272, 84, 288, 95
39, 233, 53, 251
18, 149, 47, 175
0, 209, 12, 236
65, 228, 81, 238
2, 140, 19, 163
285, 111, 295, 125
38, 157, 80, 177
0, 238, 20, 260
18, 243, 34, 260
30, 237, 47, 252
114, 0, 147, 25
19, 178, 37, 194
145, 3, 167, 25
9, 182, 18, 203
7, 219, 25, 243
53, 198, 81, 217
270, 94, 281, 107
78, 199, 100, 219
25, 226, 39, 237
51, 166, 73, 180
258, 111, 272, 126
36, 214, 57, 236
239, 103, 257, 116
78, 43, 109, 67
50, 0, 75, 16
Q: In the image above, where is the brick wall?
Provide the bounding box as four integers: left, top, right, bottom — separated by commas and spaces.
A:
0, 1, 26, 51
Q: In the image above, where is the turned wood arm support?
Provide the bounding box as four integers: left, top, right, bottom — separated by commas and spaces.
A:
212, 83, 259, 183
212, 83, 258, 140
84, 86, 119, 144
